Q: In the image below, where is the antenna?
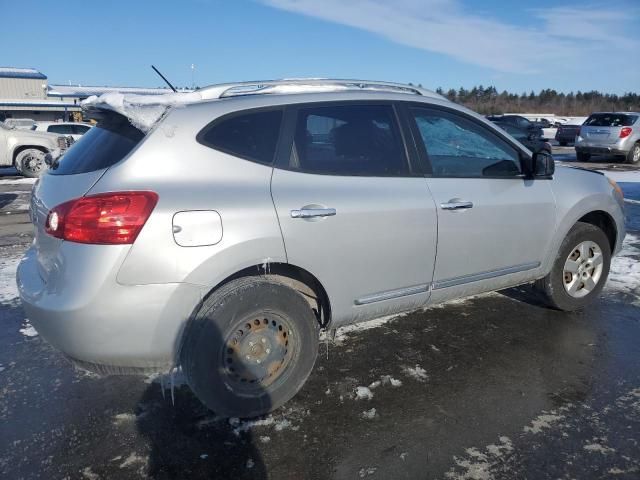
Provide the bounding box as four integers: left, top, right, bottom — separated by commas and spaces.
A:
151, 65, 177, 93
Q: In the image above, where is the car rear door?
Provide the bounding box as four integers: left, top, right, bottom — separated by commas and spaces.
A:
403, 104, 556, 301
270, 102, 438, 325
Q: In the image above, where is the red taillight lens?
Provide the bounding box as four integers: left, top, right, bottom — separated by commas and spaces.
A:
620, 127, 632, 138
45, 191, 158, 244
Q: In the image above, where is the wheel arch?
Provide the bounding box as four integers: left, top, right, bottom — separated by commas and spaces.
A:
577, 210, 617, 253
12, 144, 49, 167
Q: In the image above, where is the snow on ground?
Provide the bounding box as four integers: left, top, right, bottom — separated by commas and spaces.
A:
18, 321, 37, 337
606, 234, 640, 302
355, 386, 374, 400
0, 177, 37, 185
402, 364, 429, 382
0, 255, 20, 304
362, 408, 377, 419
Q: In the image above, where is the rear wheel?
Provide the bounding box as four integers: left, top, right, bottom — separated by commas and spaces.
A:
15, 148, 47, 178
181, 277, 320, 418
626, 143, 640, 164
536, 222, 611, 311
576, 151, 591, 162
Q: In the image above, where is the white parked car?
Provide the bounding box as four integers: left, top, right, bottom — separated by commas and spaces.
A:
31, 122, 93, 141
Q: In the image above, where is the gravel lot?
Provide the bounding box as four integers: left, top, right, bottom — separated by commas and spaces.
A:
1, 147, 639, 479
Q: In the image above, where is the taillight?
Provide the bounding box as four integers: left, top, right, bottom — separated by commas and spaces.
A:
620, 127, 632, 138
45, 191, 158, 244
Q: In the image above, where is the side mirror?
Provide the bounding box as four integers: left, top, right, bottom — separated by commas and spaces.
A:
532, 151, 554, 177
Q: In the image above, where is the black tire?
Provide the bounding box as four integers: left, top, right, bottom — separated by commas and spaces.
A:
626, 142, 640, 164
535, 222, 611, 311
559, 141, 567, 146
181, 277, 320, 418
576, 151, 591, 162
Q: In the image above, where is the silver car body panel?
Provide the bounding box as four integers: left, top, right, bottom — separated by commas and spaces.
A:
17, 87, 627, 370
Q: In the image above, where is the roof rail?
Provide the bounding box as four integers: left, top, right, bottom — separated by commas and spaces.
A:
196, 79, 444, 101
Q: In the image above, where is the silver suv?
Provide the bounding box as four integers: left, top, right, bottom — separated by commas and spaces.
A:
575, 112, 640, 163
17, 79, 626, 418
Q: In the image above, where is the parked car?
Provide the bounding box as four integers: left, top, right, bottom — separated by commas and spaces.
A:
575, 112, 640, 163
0, 121, 71, 177
494, 122, 552, 154
556, 124, 582, 146
32, 121, 92, 141
487, 114, 543, 138
2, 118, 36, 130
18, 79, 626, 418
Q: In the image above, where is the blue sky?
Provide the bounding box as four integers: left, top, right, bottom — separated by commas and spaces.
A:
2, 0, 639, 94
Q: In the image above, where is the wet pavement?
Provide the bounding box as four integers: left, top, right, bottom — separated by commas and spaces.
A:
1, 152, 639, 479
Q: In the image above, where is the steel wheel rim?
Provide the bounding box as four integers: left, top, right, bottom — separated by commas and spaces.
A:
563, 240, 604, 298
221, 312, 294, 394
22, 151, 45, 175
633, 145, 640, 163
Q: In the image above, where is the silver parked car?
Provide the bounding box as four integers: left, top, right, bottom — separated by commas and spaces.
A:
575, 112, 640, 163
17, 79, 626, 417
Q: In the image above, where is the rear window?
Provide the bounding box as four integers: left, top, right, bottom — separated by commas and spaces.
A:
584, 113, 638, 127
198, 109, 283, 165
50, 116, 143, 175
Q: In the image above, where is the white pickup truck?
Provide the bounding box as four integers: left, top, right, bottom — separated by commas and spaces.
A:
0, 121, 71, 177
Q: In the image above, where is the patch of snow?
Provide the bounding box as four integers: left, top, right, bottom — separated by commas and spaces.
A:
584, 442, 615, 454
358, 467, 377, 477
362, 408, 377, 419
230, 414, 296, 436
119, 452, 147, 468
246, 458, 255, 469
0, 177, 37, 185
355, 386, 374, 400
445, 436, 513, 480
0, 255, 20, 304
400, 452, 408, 461
328, 312, 408, 344
606, 234, 640, 302
523, 412, 565, 434
19, 321, 38, 337
82, 91, 205, 133
260, 436, 271, 443
403, 365, 428, 382
81, 467, 100, 480
200, 454, 208, 459
112, 413, 137, 426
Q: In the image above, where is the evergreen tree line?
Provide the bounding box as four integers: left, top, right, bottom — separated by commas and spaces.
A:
426, 85, 640, 116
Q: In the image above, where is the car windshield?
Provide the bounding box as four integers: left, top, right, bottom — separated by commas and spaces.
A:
584, 113, 638, 127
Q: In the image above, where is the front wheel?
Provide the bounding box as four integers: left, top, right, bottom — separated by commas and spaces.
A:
15, 148, 47, 178
181, 277, 320, 418
626, 143, 640, 164
536, 222, 611, 311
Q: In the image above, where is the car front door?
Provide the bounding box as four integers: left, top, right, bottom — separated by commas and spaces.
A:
271, 102, 438, 326
404, 104, 557, 302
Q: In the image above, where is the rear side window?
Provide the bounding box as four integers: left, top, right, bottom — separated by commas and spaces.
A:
198, 109, 283, 165
50, 116, 143, 175
47, 125, 74, 135
289, 104, 408, 176
584, 113, 638, 127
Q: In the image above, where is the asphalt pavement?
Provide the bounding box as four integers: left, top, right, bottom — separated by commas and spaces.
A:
1, 148, 639, 479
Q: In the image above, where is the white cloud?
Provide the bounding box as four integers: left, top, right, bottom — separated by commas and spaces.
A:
260, 0, 639, 75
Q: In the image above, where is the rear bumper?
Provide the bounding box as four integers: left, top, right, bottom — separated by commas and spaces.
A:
575, 145, 629, 156
17, 245, 206, 372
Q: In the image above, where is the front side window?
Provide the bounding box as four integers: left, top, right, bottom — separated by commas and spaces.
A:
411, 107, 521, 177
199, 109, 283, 165
290, 104, 408, 176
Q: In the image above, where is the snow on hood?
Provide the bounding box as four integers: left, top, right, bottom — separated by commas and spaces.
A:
81, 91, 205, 132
